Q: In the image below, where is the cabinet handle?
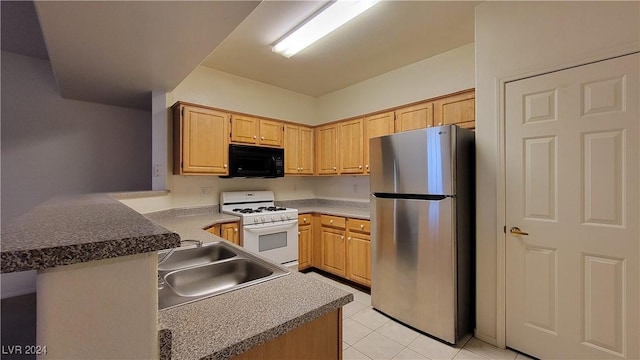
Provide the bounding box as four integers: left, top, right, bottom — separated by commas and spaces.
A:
261, 136, 264, 140
234, 228, 238, 232
360, 224, 364, 229
366, 164, 369, 169
329, 220, 333, 224
427, 124, 432, 128
298, 232, 301, 235
347, 237, 352, 241
303, 217, 307, 222
223, 164, 227, 168
358, 165, 362, 169
438, 122, 442, 126
333, 166, 337, 170
341, 236, 344, 240
253, 135, 257, 139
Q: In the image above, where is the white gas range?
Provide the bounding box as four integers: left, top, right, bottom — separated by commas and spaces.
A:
220, 191, 298, 266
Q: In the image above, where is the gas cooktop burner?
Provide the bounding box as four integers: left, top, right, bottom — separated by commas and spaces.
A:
258, 206, 287, 211
233, 208, 261, 213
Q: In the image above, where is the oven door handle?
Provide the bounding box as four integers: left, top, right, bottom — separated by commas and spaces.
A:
243, 220, 298, 233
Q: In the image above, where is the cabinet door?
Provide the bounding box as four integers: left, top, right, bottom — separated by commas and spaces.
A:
176, 105, 229, 175
284, 124, 301, 174
321, 227, 346, 277
338, 119, 364, 174
433, 91, 475, 129
230, 114, 259, 144
259, 119, 283, 147
206, 224, 221, 236
298, 225, 312, 270
315, 124, 338, 175
347, 232, 371, 287
221, 222, 240, 245
364, 112, 394, 173
299, 126, 314, 175
394, 102, 433, 132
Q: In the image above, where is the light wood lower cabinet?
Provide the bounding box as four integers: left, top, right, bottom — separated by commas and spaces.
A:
308, 215, 371, 287
206, 221, 241, 245
298, 214, 312, 270
321, 226, 346, 277
346, 219, 371, 286
232, 309, 342, 360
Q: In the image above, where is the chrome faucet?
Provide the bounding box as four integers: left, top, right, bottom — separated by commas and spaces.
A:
158, 239, 203, 265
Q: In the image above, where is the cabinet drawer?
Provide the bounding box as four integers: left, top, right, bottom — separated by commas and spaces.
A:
320, 215, 346, 229
298, 214, 312, 225
347, 218, 370, 234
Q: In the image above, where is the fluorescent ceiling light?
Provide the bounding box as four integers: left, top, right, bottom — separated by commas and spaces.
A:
272, 0, 381, 58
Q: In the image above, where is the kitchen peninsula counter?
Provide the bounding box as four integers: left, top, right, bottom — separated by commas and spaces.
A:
0, 193, 180, 273
145, 207, 353, 360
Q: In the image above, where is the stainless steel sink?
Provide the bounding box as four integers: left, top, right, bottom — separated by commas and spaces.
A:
158, 241, 289, 310
158, 243, 237, 272
164, 259, 274, 297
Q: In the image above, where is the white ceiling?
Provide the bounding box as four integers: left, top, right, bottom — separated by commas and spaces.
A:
202, 1, 478, 97
7, 1, 478, 110
33, 1, 261, 110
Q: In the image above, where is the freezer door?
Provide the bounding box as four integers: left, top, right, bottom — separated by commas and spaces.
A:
370, 195, 457, 343
369, 126, 455, 195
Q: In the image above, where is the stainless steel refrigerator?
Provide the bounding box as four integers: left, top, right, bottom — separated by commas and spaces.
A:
369, 125, 474, 344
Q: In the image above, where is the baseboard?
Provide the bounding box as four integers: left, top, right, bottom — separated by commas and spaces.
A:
473, 329, 499, 348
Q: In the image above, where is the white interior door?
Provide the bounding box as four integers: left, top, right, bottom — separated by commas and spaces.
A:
505, 53, 639, 359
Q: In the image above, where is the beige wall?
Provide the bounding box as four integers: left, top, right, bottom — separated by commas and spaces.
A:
316, 42, 475, 123
1, 52, 152, 299
171, 66, 318, 125
474, 1, 639, 346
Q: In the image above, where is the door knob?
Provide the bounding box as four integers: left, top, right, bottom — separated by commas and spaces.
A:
510, 227, 529, 236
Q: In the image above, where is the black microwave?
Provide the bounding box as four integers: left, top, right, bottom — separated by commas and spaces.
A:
227, 144, 284, 178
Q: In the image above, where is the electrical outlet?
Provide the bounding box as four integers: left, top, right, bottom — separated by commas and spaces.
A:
353, 184, 358, 193
153, 164, 161, 177
200, 187, 211, 196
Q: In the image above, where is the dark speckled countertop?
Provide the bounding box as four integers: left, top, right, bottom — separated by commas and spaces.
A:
0, 193, 180, 273
148, 206, 353, 360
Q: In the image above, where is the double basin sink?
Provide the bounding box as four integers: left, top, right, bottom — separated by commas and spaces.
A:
158, 241, 289, 310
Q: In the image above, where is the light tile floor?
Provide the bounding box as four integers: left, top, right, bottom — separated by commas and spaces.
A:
304, 271, 536, 360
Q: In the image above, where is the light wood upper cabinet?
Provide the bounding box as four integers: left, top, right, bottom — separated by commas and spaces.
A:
231, 115, 283, 147
433, 90, 475, 129
173, 104, 229, 175
394, 102, 433, 132
259, 119, 284, 147
364, 111, 394, 173
338, 119, 365, 174
315, 123, 338, 175
230, 114, 259, 144
284, 124, 314, 175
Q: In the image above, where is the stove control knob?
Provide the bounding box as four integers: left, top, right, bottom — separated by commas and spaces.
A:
287, 214, 292, 219
261, 216, 266, 222
254, 218, 259, 224
271, 215, 276, 221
